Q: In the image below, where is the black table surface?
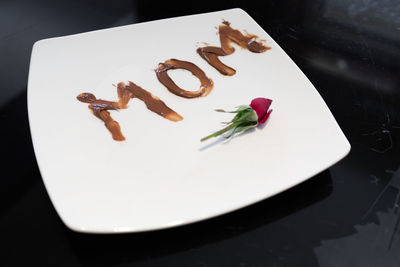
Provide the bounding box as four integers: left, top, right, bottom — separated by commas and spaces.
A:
1, 1, 400, 266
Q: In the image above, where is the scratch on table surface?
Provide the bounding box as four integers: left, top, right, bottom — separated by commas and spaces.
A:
287, 26, 298, 33
358, 30, 399, 149
370, 175, 380, 185
361, 113, 395, 153
362, 167, 400, 221
315, 207, 400, 265
362, 167, 400, 250
287, 33, 299, 40
361, 180, 391, 221
315, 168, 400, 264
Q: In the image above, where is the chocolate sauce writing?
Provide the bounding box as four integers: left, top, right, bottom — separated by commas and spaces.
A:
77, 21, 271, 141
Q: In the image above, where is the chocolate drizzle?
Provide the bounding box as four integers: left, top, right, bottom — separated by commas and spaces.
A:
197, 21, 271, 76
77, 82, 182, 141
155, 59, 213, 98
77, 21, 270, 142
77, 93, 125, 141
117, 81, 183, 122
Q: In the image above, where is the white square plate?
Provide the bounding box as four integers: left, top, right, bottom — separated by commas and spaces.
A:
28, 8, 350, 233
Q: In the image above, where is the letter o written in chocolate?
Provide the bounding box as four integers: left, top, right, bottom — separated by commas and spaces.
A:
155, 59, 213, 98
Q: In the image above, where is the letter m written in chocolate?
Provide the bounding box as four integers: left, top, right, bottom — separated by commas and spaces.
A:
77, 82, 182, 141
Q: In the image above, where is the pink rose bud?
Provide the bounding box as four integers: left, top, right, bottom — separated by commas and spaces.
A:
201, 97, 273, 142
250, 97, 273, 123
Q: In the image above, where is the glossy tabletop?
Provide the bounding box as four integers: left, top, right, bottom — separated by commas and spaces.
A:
1, 0, 399, 266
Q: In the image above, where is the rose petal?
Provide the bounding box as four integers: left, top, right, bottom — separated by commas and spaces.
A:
250, 98, 272, 122
260, 109, 272, 123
